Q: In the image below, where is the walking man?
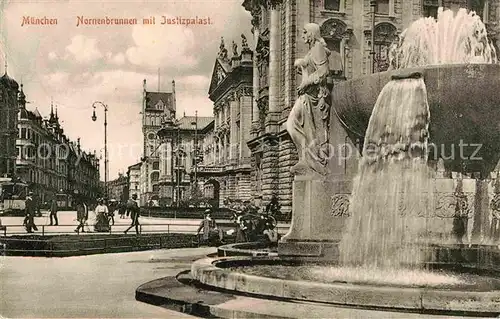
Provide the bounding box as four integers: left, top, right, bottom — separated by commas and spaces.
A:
124, 194, 140, 234
74, 196, 88, 233
49, 197, 58, 226
24, 191, 38, 233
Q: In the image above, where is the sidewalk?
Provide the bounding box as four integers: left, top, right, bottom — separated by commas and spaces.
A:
0, 211, 290, 236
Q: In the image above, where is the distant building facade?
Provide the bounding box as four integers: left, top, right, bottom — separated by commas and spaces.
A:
156, 114, 213, 206
106, 173, 128, 201
241, 0, 500, 216
0, 72, 19, 177
139, 79, 176, 206
127, 162, 141, 201
196, 36, 253, 207
16, 86, 100, 203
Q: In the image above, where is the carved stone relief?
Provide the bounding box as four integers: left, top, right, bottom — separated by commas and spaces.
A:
331, 194, 350, 217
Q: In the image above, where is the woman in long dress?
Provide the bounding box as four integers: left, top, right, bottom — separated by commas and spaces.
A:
286, 23, 332, 175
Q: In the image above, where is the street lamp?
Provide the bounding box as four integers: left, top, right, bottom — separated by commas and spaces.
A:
91, 101, 108, 199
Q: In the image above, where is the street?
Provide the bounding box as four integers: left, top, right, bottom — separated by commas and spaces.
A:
0, 210, 289, 236
0, 247, 215, 318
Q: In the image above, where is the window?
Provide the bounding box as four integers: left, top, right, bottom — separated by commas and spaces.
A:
423, 0, 439, 18
470, 0, 486, 20
324, 0, 340, 11
21, 128, 27, 139
373, 23, 398, 72
152, 161, 160, 170
147, 132, 156, 140
375, 0, 390, 15
320, 18, 346, 76
325, 38, 343, 75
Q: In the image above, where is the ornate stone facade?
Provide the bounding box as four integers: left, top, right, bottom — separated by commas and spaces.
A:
199, 36, 254, 207
155, 115, 213, 207
15, 86, 100, 204
140, 79, 176, 206
242, 0, 500, 216
106, 173, 128, 202
0, 72, 19, 178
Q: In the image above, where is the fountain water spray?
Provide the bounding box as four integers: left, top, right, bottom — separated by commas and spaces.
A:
339, 7, 497, 271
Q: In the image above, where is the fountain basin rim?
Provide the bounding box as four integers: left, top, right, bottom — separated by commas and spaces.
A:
191, 257, 500, 315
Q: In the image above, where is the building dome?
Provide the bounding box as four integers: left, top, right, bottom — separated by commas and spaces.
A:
0, 72, 19, 90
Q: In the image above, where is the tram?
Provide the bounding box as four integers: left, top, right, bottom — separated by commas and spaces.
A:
0, 177, 28, 216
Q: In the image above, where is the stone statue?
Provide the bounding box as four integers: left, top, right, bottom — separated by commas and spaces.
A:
286, 23, 332, 175
232, 40, 238, 57
218, 37, 228, 61
241, 34, 249, 50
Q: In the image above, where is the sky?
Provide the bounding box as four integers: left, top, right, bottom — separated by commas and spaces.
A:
0, 0, 252, 180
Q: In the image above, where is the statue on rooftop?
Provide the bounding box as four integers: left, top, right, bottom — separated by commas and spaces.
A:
218, 37, 228, 61
241, 34, 249, 50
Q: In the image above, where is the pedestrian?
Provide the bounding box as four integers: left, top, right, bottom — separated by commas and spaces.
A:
124, 194, 140, 234
49, 197, 58, 226
125, 199, 131, 218
74, 196, 88, 233
107, 199, 115, 226
118, 201, 126, 219
94, 198, 110, 232
197, 209, 224, 245
33, 193, 42, 217
24, 191, 38, 233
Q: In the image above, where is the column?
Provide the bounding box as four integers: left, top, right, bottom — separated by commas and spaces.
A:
240, 88, 252, 160
266, 0, 281, 133
229, 92, 239, 162
251, 26, 260, 136
166, 141, 172, 177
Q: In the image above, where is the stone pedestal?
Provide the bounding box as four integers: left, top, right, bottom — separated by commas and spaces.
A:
278, 171, 351, 261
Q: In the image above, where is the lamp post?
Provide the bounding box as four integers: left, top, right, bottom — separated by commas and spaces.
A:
91, 101, 108, 199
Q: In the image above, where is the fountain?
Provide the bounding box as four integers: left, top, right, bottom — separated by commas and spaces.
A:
137, 8, 500, 317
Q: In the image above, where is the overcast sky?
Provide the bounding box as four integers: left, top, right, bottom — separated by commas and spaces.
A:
1, 0, 252, 180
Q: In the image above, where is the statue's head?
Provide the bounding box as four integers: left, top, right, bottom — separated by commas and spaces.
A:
302, 23, 321, 44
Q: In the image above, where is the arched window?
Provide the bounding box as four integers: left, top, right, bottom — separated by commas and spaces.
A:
320, 18, 350, 76
373, 23, 398, 72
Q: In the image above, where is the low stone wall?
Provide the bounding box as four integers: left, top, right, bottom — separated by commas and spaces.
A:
217, 242, 278, 257
0, 233, 198, 257
191, 257, 500, 316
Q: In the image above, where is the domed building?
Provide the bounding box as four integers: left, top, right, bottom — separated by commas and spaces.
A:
0, 71, 19, 177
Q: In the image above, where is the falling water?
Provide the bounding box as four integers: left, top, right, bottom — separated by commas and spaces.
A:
339, 7, 496, 270
390, 7, 496, 68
